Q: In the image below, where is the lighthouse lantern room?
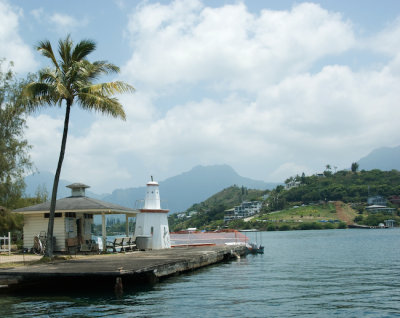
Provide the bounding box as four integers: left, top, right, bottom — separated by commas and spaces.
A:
134, 177, 171, 249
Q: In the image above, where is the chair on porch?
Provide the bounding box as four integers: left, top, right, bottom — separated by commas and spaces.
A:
80, 239, 99, 254
106, 237, 125, 252
66, 237, 79, 254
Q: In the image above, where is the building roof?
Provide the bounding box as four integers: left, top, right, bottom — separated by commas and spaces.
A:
66, 183, 90, 189
13, 196, 139, 216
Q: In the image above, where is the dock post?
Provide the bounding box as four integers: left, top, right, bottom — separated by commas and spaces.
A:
125, 214, 129, 237
8, 232, 11, 256
102, 213, 106, 252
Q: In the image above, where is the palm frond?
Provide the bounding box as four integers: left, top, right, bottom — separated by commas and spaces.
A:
38, 68, 58, 84
21, 82, 59, 111
36, 40, 59, 70
75, 61, 120, 82
77, 92, 126, 120
92, 61, 120, 74
86, 81, 135, 96
71, 39, 96, 61
59, 35, 73, 69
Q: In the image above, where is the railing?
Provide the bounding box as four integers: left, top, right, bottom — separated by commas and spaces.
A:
0, 232, 11, 255
135, 199, 169, 210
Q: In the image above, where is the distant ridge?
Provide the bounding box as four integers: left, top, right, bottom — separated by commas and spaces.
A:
24, 165, 278, 213
104, 164, 278, 213
24, 171, 105, 200
358, 145, 400, 171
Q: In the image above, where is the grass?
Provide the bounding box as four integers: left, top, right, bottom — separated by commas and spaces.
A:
258, 203, 339, 224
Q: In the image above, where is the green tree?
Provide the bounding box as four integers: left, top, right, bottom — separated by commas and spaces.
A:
351, 162, 359, 173
21, 36, 134, 257
0, 206, 23, 235
0, 59, 33, 208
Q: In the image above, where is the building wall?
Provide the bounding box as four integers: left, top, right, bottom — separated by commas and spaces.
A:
135, 212, 171, 249
23, 214, 66, 251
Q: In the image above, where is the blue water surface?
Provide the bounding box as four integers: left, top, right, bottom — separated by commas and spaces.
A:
2, 229, 400, 317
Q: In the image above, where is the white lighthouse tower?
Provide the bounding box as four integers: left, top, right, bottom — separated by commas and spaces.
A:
134, 177, 171, 249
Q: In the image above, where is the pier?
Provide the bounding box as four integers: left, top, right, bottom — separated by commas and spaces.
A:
0, 245, 246, 293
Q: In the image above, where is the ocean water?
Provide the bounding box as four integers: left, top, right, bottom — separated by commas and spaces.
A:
1, 229, 400, 317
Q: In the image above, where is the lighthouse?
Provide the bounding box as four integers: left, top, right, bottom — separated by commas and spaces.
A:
134, 177, 171, 249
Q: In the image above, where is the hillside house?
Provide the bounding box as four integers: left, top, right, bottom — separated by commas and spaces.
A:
367, 195, 387, 206
224, 201, 262, 222
365, 205, 395, 214
285, 180, 301, 190
388, 195, 400, 206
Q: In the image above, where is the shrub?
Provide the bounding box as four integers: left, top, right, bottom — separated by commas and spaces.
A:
297, 222, 323, 230
323, 222, 335, 229
278, 224, 291, 231
337, 222, 347, 229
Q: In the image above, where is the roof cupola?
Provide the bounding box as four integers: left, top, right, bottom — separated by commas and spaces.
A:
66, 183, 90, 197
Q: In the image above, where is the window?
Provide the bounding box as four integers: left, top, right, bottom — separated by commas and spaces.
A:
44, 213, 62, 218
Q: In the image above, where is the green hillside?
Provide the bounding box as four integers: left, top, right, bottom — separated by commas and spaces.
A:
168, 185, 267, 231
277, 169, 400, 205
168, 169, 400, 231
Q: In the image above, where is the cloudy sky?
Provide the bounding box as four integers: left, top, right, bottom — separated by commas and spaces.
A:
1, 0, 400, 193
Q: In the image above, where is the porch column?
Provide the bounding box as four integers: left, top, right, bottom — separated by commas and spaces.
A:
125, 214, 129, 237
102, 212, 106, 252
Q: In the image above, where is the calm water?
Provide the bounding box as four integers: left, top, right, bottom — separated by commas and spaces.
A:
2, 229, 400, 317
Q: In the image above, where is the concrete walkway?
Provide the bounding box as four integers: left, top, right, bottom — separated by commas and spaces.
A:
0, 254, 42, 264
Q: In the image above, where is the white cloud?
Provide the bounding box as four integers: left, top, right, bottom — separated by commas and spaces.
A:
124, 1, 355, 92
23, 1, 400, 192
367, 16, 400, 57
26, 114, 64, 173
30, 8, 44, 21
49, 13, 88, 33
0, 0, 37, 72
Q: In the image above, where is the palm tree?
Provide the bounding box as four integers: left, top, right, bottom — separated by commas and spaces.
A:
22, 36, 134, 257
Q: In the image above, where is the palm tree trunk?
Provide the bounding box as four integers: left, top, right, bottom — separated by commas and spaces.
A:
45, 101, 71, 257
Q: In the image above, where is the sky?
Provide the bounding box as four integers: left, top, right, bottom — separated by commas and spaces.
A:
1, 0, 400, 194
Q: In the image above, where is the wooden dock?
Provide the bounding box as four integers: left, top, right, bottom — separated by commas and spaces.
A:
0, 245, 246, 293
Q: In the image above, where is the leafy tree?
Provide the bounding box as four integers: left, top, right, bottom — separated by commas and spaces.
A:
0, 206, 23, 235
21, 36, 134, 257
0, 59, 33, 208
351, 162, 359, 173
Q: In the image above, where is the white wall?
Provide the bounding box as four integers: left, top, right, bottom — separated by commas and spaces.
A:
23, 214, 66, 251
135, 212, 171, 249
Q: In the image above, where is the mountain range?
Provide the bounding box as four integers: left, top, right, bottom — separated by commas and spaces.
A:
357, 145, 400, 171
24, 164, 278, 213
24, 145, 400, 213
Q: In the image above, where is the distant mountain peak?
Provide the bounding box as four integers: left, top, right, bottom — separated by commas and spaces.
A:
25, 164, 279, 213
357, 145, 400, 171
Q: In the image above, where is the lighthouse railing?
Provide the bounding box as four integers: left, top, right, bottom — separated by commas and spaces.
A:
135, 199, 169, 210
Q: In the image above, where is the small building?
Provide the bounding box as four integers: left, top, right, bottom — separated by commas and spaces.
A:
388, 195, 400, 206
365, 205, 395, 215
224, 201, 262, 222
384, 219, 395, 228
285, 180, 301, 190
134, 178, 171, 249
224, 208, 236, 222
13, 183, 139, 252
367, 195, 387, 206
